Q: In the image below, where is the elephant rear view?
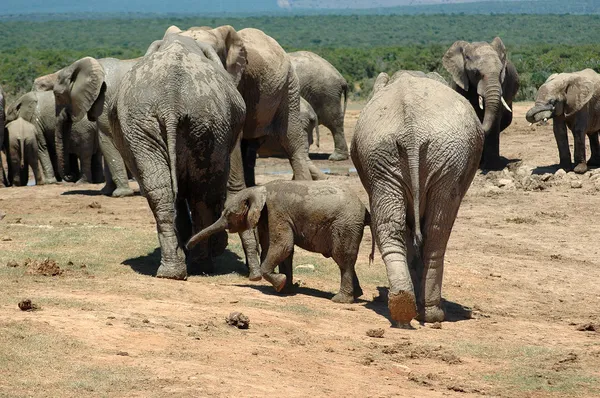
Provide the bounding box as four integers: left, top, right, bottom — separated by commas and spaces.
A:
110, 34, 245, 280
5, 117, 43, 186
351, 72, 483, 326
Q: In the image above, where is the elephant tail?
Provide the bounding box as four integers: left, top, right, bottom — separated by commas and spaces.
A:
364, 210, 375, 266
408, 149, 423, 256
19, 140, 25, 169
315, 116, 320, 148
341, 82, 348, 117
165, 116, 181, 197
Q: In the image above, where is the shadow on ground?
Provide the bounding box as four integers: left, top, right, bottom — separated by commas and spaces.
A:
364, 286, 473, 326
238, 282, 336, 301
123, 248, 248, 277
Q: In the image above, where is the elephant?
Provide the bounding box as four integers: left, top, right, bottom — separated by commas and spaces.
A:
351, 71, 484, 325
443, 37, 519, 170
105, 34, 246, 279
525, 69, 600, 174
0, 84, 7, 187
289, 51, 348, 160
187, 180, 375, 303
368, 70, 447, 102
167, 25, 326, 280
257, 97, 320, 158
6, 90, 104, 184
34, 57, 138, 197
5, 117, 43, 186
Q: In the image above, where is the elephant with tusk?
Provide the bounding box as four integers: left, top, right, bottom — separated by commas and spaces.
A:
443, 37, 519, 170
526, 69, 600, 174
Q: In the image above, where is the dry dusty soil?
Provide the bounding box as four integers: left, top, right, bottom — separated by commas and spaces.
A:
0, 103, 599, 397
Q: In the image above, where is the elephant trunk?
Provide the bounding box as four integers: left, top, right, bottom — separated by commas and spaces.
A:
186, 215, 229, 250
480, 75, 502, 136
55, 108, 72, 180
525, 104, 554, 124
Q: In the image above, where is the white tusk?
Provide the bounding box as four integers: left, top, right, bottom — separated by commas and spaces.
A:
543, 118, 548, 123
501, 96, 512, 113
478, 96, 484, 110
529, 123, 533, 127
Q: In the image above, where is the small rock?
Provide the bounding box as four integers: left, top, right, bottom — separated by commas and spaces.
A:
142, 319, 150, 324
88, 201, 102, 209
6, 260, 19, 268
366, 328, 385, 338
295, 264, 315, 272
568, 172, 580, 181
18, 299, 38, 311
1, 236, 12, 242
116, 351, 129, 356
496, 178, 513, 188
576, 323, 597, 332
490, 273, 502, 278
554, 169, 567, 178
430, 322, 442, 329
226, 312, 250, 329
570, 180, 583, 189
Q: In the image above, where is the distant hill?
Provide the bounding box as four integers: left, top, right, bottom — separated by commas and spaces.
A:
1, 0, 598, 18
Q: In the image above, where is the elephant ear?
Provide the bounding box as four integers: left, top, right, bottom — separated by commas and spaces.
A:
546, 73, 559, 83
10, 93, 37, 123
213, 25, 247, 86
443, 40, 470, 91
491, 37, 508, 82
373, 72, 390, 94
426, 72, 448, 85
145, 40, 164, 56
32, 70, 61, 92
163, 25, 183, 38
246, 186, 267, 229
564, 76, 595, 117
55, 57, 105, 122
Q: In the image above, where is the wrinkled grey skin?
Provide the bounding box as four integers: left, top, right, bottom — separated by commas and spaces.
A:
0, 85, 7, 187
526, 69, 600, 174
257, 97, 319, 158
34, 57, 138, 197
351, 72, 484, 326
6, 90, 103, 184
443, 37, 519, 170
5, 117, 43, 186
289, 51, 348, 160
169, 25, 326, 280
187, 180, 375, 303
109, 34, 246, 280
368, 70, 447, 102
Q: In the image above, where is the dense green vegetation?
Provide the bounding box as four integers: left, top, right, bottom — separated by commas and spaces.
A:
1, 13, 599, 101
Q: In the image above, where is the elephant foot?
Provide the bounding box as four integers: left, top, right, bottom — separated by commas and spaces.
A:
112, 187, 135, 198
44, 177, 58, 185
101, 183, 116, 196
156, 263, 187, 280
354, 285, 364, 299
559, 161, 573, 172
574, 162, 588, 174
248, 267, 262, 281
328, 150, 349, 161
265, 273, 287, 293
388, 290, 417, 327
332, 292, 355, 304
481, 156, 506, 171
416, 305, 445, 323
588, 156, 600, 167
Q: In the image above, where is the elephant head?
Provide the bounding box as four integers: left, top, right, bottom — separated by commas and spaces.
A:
37, 57, 106, 180
526, 71, 595, 124
186, 186, 267, 250
443, 37, 512, 135
5, 92, 38, 125
165, 25, 247, 86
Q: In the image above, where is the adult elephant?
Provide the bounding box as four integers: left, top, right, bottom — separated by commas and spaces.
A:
6, 90, 103, 184
167, 25, 326, 280
526, 69, 600, 174
108, 34, 246, 279
351, 72, 483, 326
0, 85, 7, 187
289, 51, 348, 160
443, 37, 519, 170
34, 57, 137, 197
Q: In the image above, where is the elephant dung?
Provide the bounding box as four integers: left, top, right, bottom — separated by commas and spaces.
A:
295, 264, 315, 272
570, 180, 583, 189
226, 312, 250, 329
366, 328, 385, 338
18, 299, 39, 311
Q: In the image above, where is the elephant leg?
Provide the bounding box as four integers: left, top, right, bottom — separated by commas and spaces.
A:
553, 119, 572, 170
187, 197, 227, 275
331, 231, 362, 303
241, 139, 258, 188
20, 159, 29, 186
481, 127, 503, 170
98, 130, 133, 197
77, 155, 93, 184
371, 183, 416, 326
587, 131, 600, 167
29, 146, 43, 186
37, 140, 57, 184
63, 154, 81, 183
327, 118, 349, 161
174, 195, 193, 252
572, 128, 588, 174
91, 153, 105, 183
277, 250, 295, 294
260, 228, 293, 292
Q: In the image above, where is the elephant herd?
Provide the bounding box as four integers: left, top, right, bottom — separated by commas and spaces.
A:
0, 26, 596, 325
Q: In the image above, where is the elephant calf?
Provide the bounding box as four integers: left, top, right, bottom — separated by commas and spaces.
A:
187, 180, 375, 303
5, 117, 43, 186
352, 72, 483, 325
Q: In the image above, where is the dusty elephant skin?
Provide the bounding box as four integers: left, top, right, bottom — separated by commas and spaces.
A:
110, 34, 246, 280
5, 117, 43, 186
34, 57, 139, 197
289, 50, 348, 161
351, 72, 484, 326
443, 37, 519, 170
0, 84, 6, 187
6, 90, 103, 185
525, 69, 600, 174
187, 180, 375, 303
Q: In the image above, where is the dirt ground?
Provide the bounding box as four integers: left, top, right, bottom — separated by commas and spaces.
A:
0, 102, 599, 397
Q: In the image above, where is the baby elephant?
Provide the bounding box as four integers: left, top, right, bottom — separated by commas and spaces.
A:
187, 180, 374, 303
5, 117, 43, 186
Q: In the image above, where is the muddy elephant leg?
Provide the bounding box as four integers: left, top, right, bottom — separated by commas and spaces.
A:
371, 185, 416, 327
331, 231, 363, 303
277, 250, 295, 293
260, 228, 294, 292
77, 155, 93, 184
29, 146, 43, 186
553, 119, 572, 171
241, 139, 258, 188
186, 198, 218, 275
91, 153, 105, 183
37, 137, 57, 184
98, 130, 133, 197
327, 117, 349, 161
481, 127, 503, 170
572, 128, 588, 174
587, 131, 600, 167
19, 160, 29, 186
